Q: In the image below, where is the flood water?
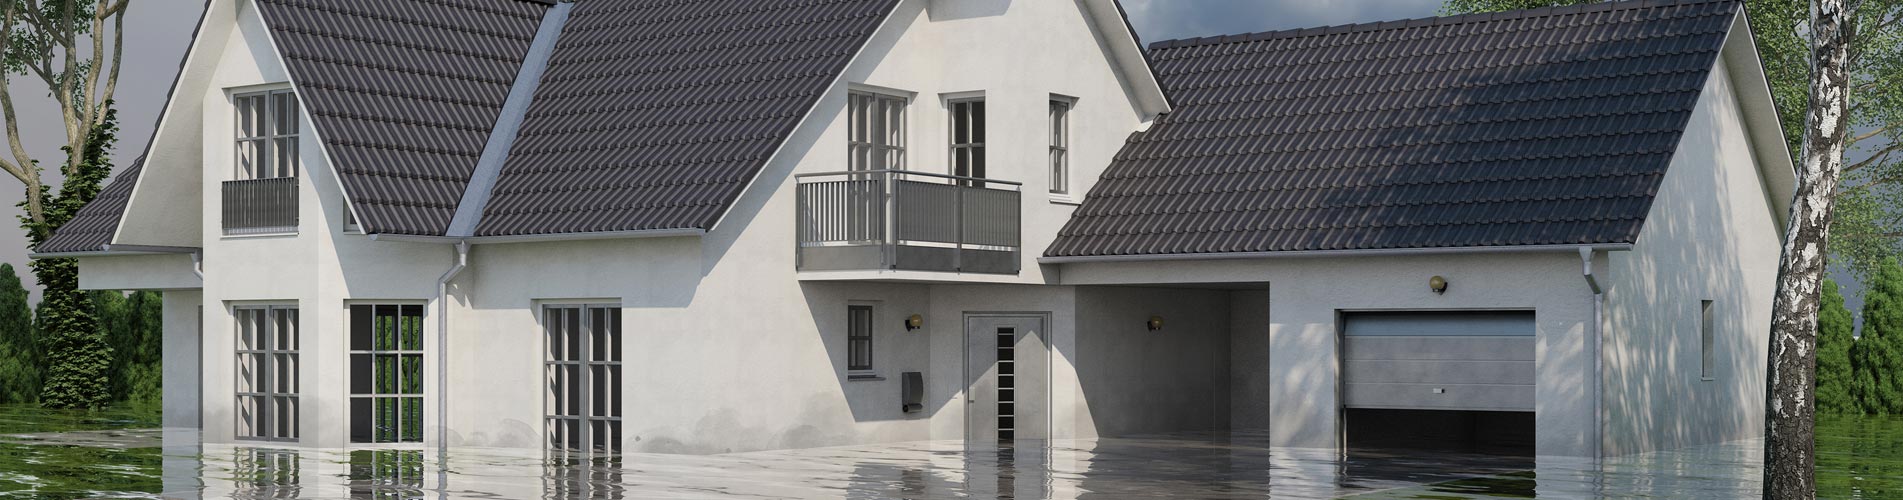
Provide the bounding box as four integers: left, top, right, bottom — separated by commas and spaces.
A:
1, 405, 1899, 499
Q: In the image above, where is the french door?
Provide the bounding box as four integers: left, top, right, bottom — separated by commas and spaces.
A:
544, 304, 623, 455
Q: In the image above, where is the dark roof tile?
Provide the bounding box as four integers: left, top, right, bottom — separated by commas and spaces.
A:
255, 0, 548, 235
474, 0, 899, 236
39, 158, 145, 254
1047, 0, 1738, 258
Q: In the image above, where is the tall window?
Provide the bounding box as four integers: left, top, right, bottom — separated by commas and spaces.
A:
1700, 300, 1715, 380
235, 89, 300, 180
847, 305, 874, 377
950, 98, 986, 183
350, 304, 424, 443
545, 304, 623, 455
1049, 100, 1071, 195
236, 305, 299, 441
849, 91, 907, 171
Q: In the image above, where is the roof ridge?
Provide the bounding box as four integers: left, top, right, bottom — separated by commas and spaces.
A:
1146, 0, 1737, 51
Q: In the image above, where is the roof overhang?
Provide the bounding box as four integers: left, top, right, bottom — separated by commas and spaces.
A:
1038, 243, 1634, 264
1084, 0, 1170, 116
368, 228, 706, 246
1719, 5, 1799, 233
30, 244, 202, 259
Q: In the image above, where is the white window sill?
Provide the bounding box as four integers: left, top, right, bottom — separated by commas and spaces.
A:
1701, 377, 1716, 382
1049, 194, 1081, 206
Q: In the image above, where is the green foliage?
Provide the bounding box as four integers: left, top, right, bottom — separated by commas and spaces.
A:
1855, 260, 1903, 414
0, 263, 35, 404
102, 290, 160, 403
25, 107, 117, 409
1820, 279, 1860, 414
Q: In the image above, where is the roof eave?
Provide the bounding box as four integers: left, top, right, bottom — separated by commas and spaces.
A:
1038, 243, 1636, 264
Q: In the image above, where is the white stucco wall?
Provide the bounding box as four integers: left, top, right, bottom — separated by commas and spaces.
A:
1600, 56, 1782, 456
1062, 252, 1602, 456
113, 0, 1192, 453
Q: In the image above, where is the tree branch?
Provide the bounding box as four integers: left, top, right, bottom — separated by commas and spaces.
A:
95, 0, 124, 126
1845, 142, 1903, 174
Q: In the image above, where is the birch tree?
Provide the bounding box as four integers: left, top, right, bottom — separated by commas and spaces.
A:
1764, 0, 1856, 496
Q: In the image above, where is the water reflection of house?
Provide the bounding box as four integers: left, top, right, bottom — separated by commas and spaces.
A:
43, 0, 1789, 461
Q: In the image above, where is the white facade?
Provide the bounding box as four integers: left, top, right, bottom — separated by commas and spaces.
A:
70, 0, 1791, 458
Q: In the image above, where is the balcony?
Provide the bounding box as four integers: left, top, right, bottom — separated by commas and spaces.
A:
223, 177, 298, 235
796, 170, 1021, 274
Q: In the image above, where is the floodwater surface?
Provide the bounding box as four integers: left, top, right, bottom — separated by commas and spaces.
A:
1, 404, 1900, 498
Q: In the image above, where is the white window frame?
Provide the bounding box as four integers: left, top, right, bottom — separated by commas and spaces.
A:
234, 304, 299, 442
542, 302, 623, 456
848, 86, 910, 171
348, 303, 426, 444
233, 88, 301, 180
1048, 96, 1075, 199
947, 96, 987, 184
1700, 300, 1715, 381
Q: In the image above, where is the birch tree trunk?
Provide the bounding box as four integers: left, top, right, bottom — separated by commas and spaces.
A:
1764, 0, 1855, 497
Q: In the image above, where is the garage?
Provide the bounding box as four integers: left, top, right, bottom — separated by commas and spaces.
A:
1341, 311, 1536, 455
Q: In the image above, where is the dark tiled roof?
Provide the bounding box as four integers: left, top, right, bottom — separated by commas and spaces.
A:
256, 0, 549, 235
39, 158, 145, 254
474, 0, 900, 236
1045, 0, 1738, 258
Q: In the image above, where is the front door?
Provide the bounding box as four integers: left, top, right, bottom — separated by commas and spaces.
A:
965, 315, 1048, 443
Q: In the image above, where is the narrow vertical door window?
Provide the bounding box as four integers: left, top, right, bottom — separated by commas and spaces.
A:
950, 99, 986, 184
848, 91, 907, 171
236, 305, 299, 441
545, 304, 623, 455
349, 304, 425, 443
847, 305, 874, 376
1701, 300, 1715, 380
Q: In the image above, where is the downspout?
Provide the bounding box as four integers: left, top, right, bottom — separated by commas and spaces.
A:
190, 250, 204, 279
1579, 246, 1604, 459
435, 241, 468, 469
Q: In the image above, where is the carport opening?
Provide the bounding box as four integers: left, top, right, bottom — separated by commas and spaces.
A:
1345, 408, 1534, 456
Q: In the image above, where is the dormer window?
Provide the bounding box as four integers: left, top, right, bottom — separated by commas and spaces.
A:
848, 90, 907, 171
235, 89, 300, 180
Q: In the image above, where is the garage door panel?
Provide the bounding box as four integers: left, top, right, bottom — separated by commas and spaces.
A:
1342, 359, 1535, 385
1343, 383, 1534, 411
1342, 337, 1535, 361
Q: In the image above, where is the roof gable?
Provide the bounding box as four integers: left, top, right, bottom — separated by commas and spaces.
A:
473, 0, 900, 237
1045, 0, 1740, 259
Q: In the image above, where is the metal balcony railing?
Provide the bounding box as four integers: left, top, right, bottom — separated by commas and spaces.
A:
796, 169, 1021, 274
223, 177, 299, 235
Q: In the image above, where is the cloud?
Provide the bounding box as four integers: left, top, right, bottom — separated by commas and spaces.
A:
1121, 0, 1445, 44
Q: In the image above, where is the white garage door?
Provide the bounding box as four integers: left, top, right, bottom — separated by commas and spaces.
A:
1341, 311, 1535, 411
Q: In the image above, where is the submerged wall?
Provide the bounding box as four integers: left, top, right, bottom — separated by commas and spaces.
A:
1601, 57, 1781, 456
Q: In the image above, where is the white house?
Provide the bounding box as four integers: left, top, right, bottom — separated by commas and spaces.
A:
37, 0, 1791, 458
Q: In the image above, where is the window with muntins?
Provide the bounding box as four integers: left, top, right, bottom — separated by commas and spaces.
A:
1049, 100, 1071, 195
235, 89, 300, 180
849, 91, 907, 171
349, 304, 424, 443
950, 99, 986, 183
236, 305, 299, 441
847, 305, 874, 375
545, 304, 623, 455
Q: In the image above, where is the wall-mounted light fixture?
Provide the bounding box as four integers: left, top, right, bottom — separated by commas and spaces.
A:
905, 314, 924, 331
1147, 315, 1165, 331
1430, 275, 1449, 295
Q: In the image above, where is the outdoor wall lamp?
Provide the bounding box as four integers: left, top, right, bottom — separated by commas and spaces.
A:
1147, 315, 1165, 331
905, 314, 924, 331
1430, 275, 1450, 295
